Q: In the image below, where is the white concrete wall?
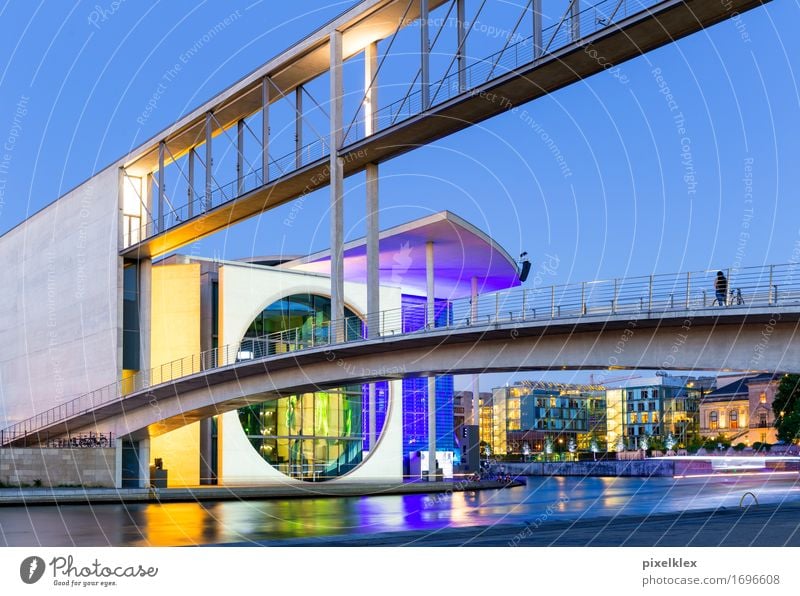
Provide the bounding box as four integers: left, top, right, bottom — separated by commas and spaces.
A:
217, 262, 404, 484
0, 167, 120, 427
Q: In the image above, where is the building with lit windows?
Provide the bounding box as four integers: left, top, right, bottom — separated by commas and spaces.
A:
485, 382, 606, 455
612, 375, 710, 449
699, 373, 780, 445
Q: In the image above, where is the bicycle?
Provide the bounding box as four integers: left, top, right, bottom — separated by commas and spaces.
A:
729, 288, 744, 305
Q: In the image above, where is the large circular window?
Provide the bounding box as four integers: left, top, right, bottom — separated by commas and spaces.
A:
237, 294, 387, 481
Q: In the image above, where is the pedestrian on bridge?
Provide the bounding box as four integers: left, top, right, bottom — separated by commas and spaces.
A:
714, 271, 728, 306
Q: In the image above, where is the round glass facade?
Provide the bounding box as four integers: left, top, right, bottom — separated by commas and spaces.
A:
237, 294, 384, 481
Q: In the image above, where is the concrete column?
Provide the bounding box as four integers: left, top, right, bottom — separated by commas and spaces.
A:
457, 0, 467, 92
426, 241, 435, 328
137, 438, 151, 489
262, 77, 270, 184
420, 0, 431, 110
187, 149, 195, 218
471, 276, 479, 424
114, 438, 123, 488
364, 42, 379, 136
138, 258, 152, 385
157, 141, 165, 232
366, 163, 380, 338
205, 112, 213, 212
237, 119, 245, 195
295, 86, 304, 169
330, 31, 345, 340
533, 0, 543, 58
426, 240, 436, 480
428, 376, 437, 480
571, 0, 581, 42
369, 383, 377, 451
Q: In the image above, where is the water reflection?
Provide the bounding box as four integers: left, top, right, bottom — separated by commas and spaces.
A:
1, 474, 798, 546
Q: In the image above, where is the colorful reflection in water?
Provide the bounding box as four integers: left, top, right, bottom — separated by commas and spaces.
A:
1, 475, 799, 546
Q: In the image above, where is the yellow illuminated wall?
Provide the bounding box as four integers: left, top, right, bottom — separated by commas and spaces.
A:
149, 263, 201, 487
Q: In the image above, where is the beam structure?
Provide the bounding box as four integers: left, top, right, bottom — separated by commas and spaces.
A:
157, 141, 165, 232
330, 30, 345, 339
364, 42, 378, 136
119, 0, 771, 260
457, 0, 467, 92
187, 149, 195, 218
295, 86, 304, 170
533, 0, 542, 59
420, 0, 431, 110
261, 77, 270, 184
237, 120, 245, 196
571, 0, 581, 42
426, 240, 436, 481
471, 275, 479, 424
204, 112, 213, 212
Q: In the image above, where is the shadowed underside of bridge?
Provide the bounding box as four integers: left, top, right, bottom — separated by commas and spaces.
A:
20, 307, 800, 444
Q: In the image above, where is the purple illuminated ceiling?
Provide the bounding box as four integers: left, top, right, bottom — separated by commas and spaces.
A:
281, 211, 521, 299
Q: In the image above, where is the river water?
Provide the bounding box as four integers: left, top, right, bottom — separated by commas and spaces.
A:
1, 474, 798, 546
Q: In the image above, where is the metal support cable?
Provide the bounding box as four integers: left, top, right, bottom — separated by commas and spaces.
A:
209, 113, 259, 174
430, 0, 488, 105
341, 0, 414, 144
485, 0, 533, 82
266, 78, 329, 148
389, 0, 458, 126
543, 0, 578, 54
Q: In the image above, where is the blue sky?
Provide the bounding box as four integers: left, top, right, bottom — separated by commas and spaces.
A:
0, 1, 796, 385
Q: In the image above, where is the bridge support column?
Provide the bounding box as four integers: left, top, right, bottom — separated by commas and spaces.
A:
138, 438, 150, 489
237, 119, 245, 195
533, 0, 543, 58
470, 276, 479, 425
295, 86, 303, 169
571, 0, 581, 42
364, 41, 378, 136
157, 141, 165, 232
426, 241, 436, 480
420, 0, 431, 110
330, 30, 345, 338
187, 149, 195, 218
457, 0, 467, 92
138, 257, 152, 387
261, 76, 270, 184
205, 112, 213, 212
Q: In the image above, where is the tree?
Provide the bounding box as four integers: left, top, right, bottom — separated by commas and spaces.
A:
773, 374, 800, 444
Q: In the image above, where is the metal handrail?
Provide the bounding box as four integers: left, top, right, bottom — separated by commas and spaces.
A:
123, 0, 662, 249
3, 260, 800, 445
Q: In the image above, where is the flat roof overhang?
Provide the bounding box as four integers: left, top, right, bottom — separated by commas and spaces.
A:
280, 210, 521, 298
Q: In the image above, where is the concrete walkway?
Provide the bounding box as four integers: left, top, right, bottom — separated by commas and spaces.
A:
0, 479, 519, 506
231, 502, 800, 547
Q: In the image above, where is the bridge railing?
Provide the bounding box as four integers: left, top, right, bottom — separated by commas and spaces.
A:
4, 261, 800, 445
127, 0, 664, 248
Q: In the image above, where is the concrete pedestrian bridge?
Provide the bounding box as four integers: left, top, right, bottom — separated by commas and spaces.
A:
3, 263, 800, 446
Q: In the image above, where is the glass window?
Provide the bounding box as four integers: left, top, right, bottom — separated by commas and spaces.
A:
729, 410, 738, 429
710, 411, 718, 430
